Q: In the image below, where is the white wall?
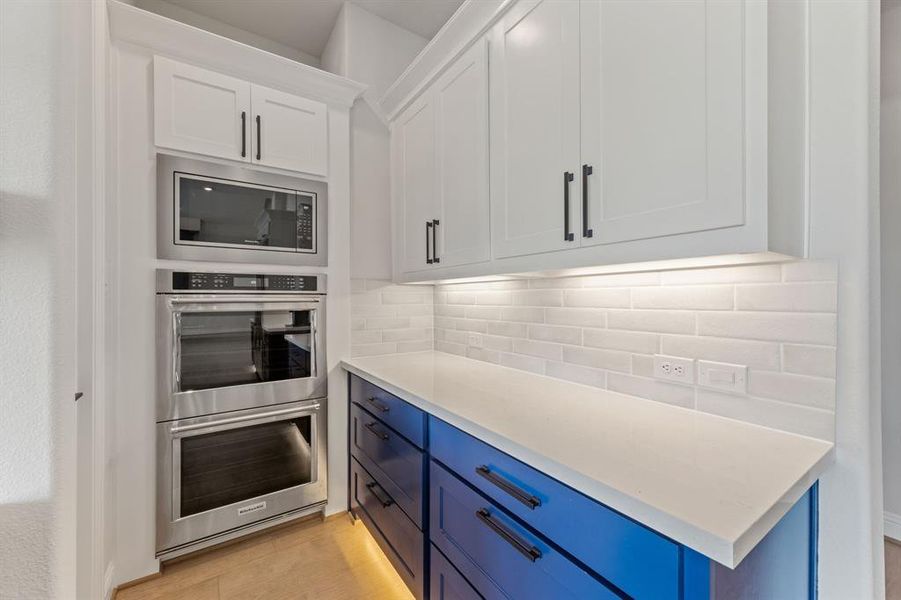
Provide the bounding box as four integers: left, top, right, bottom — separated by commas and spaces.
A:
882, 0, 901, 543
0, 0, 85, 597
322, 3, 428, 281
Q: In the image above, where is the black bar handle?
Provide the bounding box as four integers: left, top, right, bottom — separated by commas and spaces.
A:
563, 172, 575, 241
255, 114, 261, 161
582, 164, 593, 238
366, 482, 394, 508
475, 508, 542, 562
241, 111, 246, 158
366, 397, 389, 413
364, 422, 389, 441
432, 219, 440, 264
426, 221, 434, 264
476, 465, 541, 510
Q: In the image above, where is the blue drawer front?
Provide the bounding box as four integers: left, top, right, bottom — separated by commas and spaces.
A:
430, 545, 483, 600
350, 374, 426, 448
350, 457, 425, 599
430, 417, 680, 600
430, 460, 620, 600
351, 403, 424, 527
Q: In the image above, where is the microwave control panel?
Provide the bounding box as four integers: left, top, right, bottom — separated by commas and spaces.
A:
296, 195, 315, 252
170, 272, 319, 293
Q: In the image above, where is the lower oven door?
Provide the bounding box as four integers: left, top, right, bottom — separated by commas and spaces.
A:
156, 399, 327, 556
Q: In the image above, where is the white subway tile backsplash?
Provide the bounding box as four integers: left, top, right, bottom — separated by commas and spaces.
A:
782, 344, 836, 378
735, 282, 837, 312
608, 310, 697, 334
697, 312, 836, 345
362, 258, 836, 441
632, 285, 733, 310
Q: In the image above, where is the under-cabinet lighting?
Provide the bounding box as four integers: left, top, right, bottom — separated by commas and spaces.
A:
203, 186, 213, 191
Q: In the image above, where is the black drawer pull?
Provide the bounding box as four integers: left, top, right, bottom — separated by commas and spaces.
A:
255, 114, 261, 160
366, 396, 389, 413
475, 508, 542, 562
476, 465, 541, 510
241, 111, 246, 158
426, 221, 434, 264
563, 171, 575, 242
366, 482, 394, 508
582, 164, 593, 238
364, 421, 389, 441
432, 219, 440, 264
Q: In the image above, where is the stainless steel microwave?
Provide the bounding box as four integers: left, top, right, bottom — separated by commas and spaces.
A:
157, 154, 327, 266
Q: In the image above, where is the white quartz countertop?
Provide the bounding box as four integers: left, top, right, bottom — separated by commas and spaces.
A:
340, 351, 834, 568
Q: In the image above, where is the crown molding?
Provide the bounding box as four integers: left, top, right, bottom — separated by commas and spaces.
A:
107, 0, 366, 108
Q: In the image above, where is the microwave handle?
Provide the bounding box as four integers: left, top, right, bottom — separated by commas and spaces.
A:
170, 403, 321, 435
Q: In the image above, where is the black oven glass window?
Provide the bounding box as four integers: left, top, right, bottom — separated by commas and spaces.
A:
177, 174, 305, 251
179, 416, 314, 517
178, 309, 312, 391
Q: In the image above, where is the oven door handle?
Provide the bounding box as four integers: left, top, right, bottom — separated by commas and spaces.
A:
169, 403, 320, 435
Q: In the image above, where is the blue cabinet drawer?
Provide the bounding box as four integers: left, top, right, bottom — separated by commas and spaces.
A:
350, 457, 425, 599
430, 417, 680, 600
430, 545, 482, 600
430, 460, 619, 600
350, 403, 424, 527
350, 374, 426, 448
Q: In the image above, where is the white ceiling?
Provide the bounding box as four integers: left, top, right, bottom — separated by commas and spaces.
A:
157, 0, 463, 59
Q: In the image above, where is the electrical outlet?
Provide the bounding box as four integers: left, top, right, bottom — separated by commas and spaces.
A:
653, 355, 695, 385
468, 333, 483, 348
697, 360, 747, 394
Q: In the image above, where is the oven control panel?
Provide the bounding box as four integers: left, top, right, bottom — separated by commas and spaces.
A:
170, 272, 320, 293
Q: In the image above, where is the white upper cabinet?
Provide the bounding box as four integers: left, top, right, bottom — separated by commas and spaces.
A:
154, 56, 250, 162
489, 0, 581, 259
251, 84, 328, 176
435, 40, 490, 269
394, 95, 438, 273
580, 0, 747, 246
393, 41, 491, 274
154, 57, 328, 176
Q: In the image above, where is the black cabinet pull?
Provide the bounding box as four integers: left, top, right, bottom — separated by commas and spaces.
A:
426, 221, 434, 264
255, 114, 261, 160
476, 465, 541, 510
241, 111, 246, 158
563, 171, 575, 241
364, 421, 389, 441
582, 164, 593, 238
366, 397, 389, 413
366, 482, 394, 508
475, 508, 542, 562
432, 219, 440, 264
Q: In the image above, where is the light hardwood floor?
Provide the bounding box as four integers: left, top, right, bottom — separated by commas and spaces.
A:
889, 538, 901, 600
115, 515, 414, 600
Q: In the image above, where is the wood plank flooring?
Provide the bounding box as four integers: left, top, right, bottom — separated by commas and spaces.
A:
115, 515, 414, 600
889, 537, 901, 600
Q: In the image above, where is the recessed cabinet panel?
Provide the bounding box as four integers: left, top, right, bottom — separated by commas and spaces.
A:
395, 96, 439, 273
435, 41, 490, 268
489, 0, 582, 259
154, 56, 250, 162
580, 0, 746, 245
252, 84, 328, 176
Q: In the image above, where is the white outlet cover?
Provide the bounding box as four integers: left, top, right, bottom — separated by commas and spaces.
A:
653, 355, 695, 385
468, 333, 483, 348
697, 360, 748, 394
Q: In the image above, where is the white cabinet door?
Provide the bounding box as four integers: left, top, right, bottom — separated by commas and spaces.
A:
434, 40, 490, 268
251, 85, 328, 176
394, 95, 439, 273
489, 0, 581, 259
154, 56, 250, 162
580, 0, 748, 246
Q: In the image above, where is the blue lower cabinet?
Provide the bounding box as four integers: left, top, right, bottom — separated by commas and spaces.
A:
350, 403, 425, 527
429, 460, 620, 600
350, 457, 425, 599
430, 417, 680, 599
430, 545, 482, 600
350, 374, 426, 448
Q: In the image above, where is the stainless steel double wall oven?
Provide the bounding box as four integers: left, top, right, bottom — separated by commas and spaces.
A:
155, 270, 328, 559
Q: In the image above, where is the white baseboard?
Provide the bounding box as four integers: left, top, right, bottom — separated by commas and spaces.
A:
886, 511, 901, 543
103, 563, 115, 600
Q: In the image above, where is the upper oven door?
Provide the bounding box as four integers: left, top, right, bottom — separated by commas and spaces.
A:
157, 295, 327, 421
157, 154, 327, 266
